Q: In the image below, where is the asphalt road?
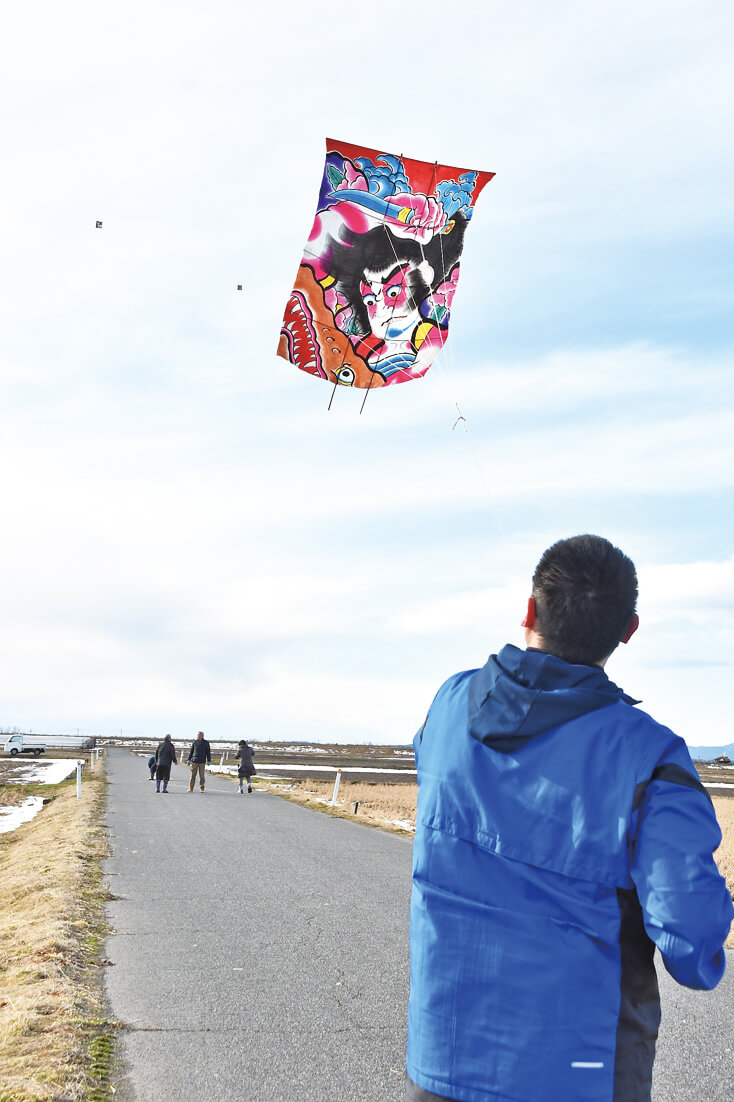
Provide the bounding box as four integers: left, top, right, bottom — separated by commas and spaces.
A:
103, 749, 733, 1101
104, 749, 412, 1101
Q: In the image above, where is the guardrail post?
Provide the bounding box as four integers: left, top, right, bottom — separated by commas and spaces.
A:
219, 753, 225, 767
330, 769, 342, 806
76, 760, 84, 798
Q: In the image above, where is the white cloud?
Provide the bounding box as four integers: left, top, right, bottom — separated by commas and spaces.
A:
2, 0, 733, 745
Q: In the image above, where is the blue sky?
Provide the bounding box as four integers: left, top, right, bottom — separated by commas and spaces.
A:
2, 0, 733, 746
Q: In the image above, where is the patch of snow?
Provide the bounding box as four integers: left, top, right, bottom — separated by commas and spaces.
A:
7, 759, 79, 785
265, 745, 330, 754
0, 796, 46, 834
228, 763, 416, 775
391, 819, 416, 832
209, 762, 415, 777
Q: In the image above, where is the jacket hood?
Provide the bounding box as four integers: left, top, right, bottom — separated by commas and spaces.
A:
468, 644, 638, 752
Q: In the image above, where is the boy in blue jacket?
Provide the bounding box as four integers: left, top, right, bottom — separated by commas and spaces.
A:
407, 534, 732, 1102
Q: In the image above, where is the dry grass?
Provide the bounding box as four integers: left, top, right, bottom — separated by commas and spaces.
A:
712, 797, 734, 948
268, 780, 734, 945
0, 768, 111, 1101
263, 777, 417, 833
0, 785, 31, 808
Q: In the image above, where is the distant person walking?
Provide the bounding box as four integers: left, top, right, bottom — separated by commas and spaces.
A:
186, 731, 211, 792
154, 734, 177, 793
147, 754, 156, 781
235, 740, 255, 794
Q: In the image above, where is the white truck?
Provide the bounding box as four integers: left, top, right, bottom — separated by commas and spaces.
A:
3, 735, 46, 757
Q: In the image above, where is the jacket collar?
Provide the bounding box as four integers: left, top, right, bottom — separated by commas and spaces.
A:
468, 644, 638, 752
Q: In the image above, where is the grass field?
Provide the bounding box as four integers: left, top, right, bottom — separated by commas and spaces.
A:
0, 764, 112, 1102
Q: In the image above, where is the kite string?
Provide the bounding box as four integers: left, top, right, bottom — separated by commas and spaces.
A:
378, 178, 503, 530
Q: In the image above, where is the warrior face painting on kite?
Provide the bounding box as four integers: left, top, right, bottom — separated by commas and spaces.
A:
278, 138, 494, 390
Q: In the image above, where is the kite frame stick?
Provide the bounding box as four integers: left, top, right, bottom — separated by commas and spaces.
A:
359, 367, 377, 414
327, 322, 353, 410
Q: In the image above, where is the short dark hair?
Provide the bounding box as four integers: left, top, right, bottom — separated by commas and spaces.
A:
532, 535, 638, 665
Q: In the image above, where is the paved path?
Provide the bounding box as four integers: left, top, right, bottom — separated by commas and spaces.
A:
103, 749, 733, 1101
104, 749, 412, 1101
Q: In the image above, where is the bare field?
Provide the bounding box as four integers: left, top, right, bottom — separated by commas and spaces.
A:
0, 769, 110, 1101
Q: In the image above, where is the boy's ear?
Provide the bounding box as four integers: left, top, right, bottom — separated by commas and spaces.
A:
521, 597, 537, 629
620, 613, 639, 645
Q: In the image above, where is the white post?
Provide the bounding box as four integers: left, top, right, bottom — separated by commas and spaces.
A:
90, 750, 95, 770
76, 760, 84, 798
219, 753, 225, 767
330, 769, 342, 806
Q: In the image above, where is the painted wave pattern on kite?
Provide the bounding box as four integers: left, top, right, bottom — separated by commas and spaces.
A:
278, 139, 494, 390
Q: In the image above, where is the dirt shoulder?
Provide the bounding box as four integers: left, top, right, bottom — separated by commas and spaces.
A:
0, 765, 112, 1101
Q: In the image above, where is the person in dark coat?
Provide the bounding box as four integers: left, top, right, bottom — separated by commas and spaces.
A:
154, 734, 177, 793
147, 754, 156, 780
186, 730, 211, 792
235, 740, 256, 794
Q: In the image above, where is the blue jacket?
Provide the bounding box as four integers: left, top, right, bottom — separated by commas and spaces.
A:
407, 645, 733, 1102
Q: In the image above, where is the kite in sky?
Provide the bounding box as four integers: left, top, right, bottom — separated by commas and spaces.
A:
278, 138, 494, 391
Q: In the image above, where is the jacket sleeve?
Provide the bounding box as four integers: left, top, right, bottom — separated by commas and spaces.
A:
631, 738, 734, 990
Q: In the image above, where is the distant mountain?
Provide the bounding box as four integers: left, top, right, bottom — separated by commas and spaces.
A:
688, 741, 734, 762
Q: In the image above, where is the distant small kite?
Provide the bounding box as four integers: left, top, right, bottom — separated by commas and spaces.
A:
278, 137, 494, 390
95, 221, 103, 229
237, 284, 243, 291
